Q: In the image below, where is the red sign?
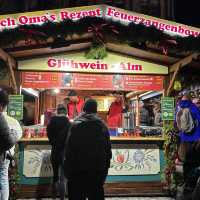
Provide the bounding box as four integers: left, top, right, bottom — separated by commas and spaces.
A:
21, 72, 163, 91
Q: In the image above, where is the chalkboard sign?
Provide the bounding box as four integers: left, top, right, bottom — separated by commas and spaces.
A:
8, 95, 23, 121
161, 97, 175, 121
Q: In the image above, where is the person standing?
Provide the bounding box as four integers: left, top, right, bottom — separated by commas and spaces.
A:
0, 88, 22, 200
47, 104, 71, 200
64, 99, 112, 200
153, 103, 162, 126
66, 90, 84, 120
139, 101, 150, 126
107, 92, 126, 128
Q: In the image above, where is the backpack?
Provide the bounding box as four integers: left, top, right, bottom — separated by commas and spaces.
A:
176, 108, 197, 134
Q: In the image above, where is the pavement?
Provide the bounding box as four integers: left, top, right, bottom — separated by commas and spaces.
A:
19, 198, 174, 200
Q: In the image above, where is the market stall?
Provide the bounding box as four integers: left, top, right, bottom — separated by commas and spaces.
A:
1, 3, 200, 198
15, 49, 167, 197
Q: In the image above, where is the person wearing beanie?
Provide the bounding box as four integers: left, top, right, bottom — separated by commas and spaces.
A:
47, 104, 70, 200
64, 99, 112, 200
66, 90, 84, 120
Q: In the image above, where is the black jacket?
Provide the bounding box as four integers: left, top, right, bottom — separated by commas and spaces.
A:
0, 113, 18, 163
47, 115, 70, 151
64, 113, 112, 177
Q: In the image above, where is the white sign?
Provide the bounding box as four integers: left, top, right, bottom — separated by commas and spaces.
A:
23, 145, 53, 178
108, 149, 160, 175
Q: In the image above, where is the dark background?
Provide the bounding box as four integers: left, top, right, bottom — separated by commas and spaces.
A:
174, 1, 199, 27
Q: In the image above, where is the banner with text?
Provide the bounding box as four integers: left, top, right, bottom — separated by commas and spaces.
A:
1, 5, 200, 37
18, 52, 168, 75
21, 72, 163, 91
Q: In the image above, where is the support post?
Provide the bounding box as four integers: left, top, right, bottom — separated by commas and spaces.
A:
167, 53, 199, 96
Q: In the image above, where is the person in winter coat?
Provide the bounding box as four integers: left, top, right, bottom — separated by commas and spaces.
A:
176, 92, 200, 143
0, 88, 22, 200
64, 99, 112, 200
47, 104, 71, 200
66, 90, 84, 120
107, 92, 126, 128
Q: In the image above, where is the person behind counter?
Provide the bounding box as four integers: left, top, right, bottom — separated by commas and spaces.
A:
47, 104, 71, 200
153, 102, 162, 127
107, 92, 127, 128
66, 90, 84, 120
139, 101, 150, 126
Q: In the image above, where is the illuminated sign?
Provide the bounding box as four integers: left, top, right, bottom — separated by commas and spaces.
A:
18, 52, 168, 75
0, 5, 199, 37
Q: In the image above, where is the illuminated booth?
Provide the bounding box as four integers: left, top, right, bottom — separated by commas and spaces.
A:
1, 4, 200, 198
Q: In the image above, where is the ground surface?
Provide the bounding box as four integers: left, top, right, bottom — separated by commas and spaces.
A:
19, 198, 174, 200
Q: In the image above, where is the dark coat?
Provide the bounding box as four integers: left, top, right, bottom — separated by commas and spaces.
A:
64, 113, 112, 178
0, 113, 18, 163
47, 115, 71, 164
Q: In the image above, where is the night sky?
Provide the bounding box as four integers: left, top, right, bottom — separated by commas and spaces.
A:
174, 1, 199, 28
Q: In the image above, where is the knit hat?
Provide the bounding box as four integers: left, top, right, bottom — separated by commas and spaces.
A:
83, 99, 97, 114
57, 104, 67, 114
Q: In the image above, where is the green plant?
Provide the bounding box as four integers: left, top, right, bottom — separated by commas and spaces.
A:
85, 44, 107, 59
163, 121, 179, 194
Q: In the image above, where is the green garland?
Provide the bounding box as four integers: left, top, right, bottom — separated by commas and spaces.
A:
1, 17, 200, 53
163, 121, 179, 194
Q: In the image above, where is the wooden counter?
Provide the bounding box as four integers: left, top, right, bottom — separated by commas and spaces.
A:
17, 136, 166, 198
19, 136, 165, 142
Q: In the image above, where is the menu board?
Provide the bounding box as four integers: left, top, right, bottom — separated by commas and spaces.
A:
161, 97, 175, 121
21, 72, 164, 91
7, 95, 23, 120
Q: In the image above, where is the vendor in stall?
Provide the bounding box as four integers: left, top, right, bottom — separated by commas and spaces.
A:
66, 90, 84, 120
139, 101, 150, 126
107, 92, 127, 128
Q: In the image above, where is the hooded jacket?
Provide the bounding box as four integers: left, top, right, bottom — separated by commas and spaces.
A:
64, 113, 112, 177
0, 112, 22, 164
176, 100, 200, 142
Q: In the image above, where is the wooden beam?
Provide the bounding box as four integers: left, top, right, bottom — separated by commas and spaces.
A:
167, 53, 199, 95
0, 49, 18, 94
169, 53, 199, 72
8, 42, 91, 58
106, 42, 178, 65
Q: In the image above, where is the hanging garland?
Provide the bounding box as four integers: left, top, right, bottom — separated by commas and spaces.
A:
1, 17, 200, 55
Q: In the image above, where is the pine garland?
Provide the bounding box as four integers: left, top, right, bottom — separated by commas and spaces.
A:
0, 17, 200, 53
163, 121, 179, 194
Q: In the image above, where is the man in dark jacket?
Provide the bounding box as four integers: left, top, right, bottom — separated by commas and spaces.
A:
47, 104, 70, 200
64, 99, 112, 200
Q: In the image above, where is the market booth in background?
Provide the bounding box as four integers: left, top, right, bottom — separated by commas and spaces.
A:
1, 3, 200, 199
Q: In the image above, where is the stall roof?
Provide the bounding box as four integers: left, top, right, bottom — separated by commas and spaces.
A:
1, 5, 200, 94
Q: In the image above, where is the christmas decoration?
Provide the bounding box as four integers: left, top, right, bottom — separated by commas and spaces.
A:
173, 81, 182, 91
0, 17, 200, 55
163, 122, 179, 194
85, 44, 107, 59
